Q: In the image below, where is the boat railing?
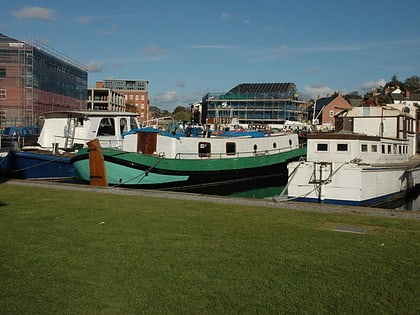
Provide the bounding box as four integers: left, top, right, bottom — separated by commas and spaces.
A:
173, 144, 301, 159
52, 135, 124, 150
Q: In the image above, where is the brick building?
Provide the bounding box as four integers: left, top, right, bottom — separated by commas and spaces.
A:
96, 79, 150, 123
0, 33, 87, 127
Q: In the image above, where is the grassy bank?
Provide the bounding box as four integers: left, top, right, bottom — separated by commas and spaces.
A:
0, 184, 419, 314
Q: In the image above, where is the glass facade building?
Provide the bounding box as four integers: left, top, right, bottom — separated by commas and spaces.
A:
0, 33, 87, 126
201, 83, 305, 127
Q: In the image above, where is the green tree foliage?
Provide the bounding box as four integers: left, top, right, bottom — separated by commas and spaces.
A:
377, 94, 393, 105
404, 75, 420, 91
172, 106, 192, 122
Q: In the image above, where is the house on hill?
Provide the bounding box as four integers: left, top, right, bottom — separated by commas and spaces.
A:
390, 89, 420, 118
309, 93, 352, 129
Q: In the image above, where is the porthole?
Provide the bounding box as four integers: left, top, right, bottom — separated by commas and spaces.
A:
289, 139, 292, 146
273, 142, 277, 149
253, 144, 257, 152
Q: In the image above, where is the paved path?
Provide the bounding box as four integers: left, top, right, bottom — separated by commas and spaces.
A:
3, 178, 419, 220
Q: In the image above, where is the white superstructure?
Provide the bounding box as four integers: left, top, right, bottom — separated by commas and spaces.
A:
286, 105, 420, 206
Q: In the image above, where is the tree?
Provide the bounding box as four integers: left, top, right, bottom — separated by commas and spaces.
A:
376, 94, 393, 106
172, 106, 192, 122
404, 75, 420, 91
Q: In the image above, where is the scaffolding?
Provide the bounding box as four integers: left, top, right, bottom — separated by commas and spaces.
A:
0, 34, 88, 127
0, 39, 34, 126
19, 42, 34, 126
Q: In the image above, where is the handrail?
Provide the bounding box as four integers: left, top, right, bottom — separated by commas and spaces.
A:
173, 144, 302, 159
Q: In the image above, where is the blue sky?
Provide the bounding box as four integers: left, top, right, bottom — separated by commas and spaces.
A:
2, 0, 420, 110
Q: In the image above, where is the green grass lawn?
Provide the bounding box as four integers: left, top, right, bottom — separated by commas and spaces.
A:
0, 184, 419, 314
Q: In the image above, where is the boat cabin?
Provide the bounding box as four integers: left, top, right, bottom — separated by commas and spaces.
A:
307, 133, 411, 164
307, 105, 418, 164
37, 111, 140, 150
122, 129, 300, 159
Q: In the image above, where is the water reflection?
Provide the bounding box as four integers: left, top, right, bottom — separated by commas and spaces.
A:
391, 188, 420, 211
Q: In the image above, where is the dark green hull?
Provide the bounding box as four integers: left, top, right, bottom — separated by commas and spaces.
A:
72, 146, 306, 194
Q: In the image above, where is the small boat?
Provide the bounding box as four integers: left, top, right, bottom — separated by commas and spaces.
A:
71, 128, 307, 194
1, 110, 141, 179
286, 105, 420, 207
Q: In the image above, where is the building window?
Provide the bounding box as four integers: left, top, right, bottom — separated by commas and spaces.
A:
141, 95, 145, 100
0, 89, 6, 100
317, 143, 328, 151
141, 103, 145, 109
361, 144, 368, 152
337, 143, 348, 151
199, 142, 211, 157
0, 66, 5, 78
226, 142, 236, 155
329, 110, 335, 117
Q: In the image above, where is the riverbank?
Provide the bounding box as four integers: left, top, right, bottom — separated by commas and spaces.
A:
3, 178, 420, 219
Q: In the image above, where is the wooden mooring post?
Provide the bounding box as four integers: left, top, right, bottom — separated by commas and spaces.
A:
87, 139, 108, 187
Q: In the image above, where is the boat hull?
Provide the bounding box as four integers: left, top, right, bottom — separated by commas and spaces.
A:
5, 150, 76, 179
72, 147, 306, 194
287, 161, 420, 207
0, 152, 12, 177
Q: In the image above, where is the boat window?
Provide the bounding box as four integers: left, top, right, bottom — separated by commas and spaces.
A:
371, 145, 377, 152
75, 117, 84, 127
399, 146, 402, 154
289, 139, 292, 146
97, 118, 115, 136
198, 142, 211, 157
253, 144, 258, 152
393, 144, 397, 154
388, 145, 391, 154
317, 143, 328, 151
337, 143, 348, 151
130, 117, 138, 130
361, 144, 368, 152
381, 144, 385, 154
120, 118, 128, 134
273, 142, 277, 149
226, 142, 236, 155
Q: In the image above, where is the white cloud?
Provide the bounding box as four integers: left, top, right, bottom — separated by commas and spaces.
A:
144, 44, 168, 56
304, 84, 335, 99
220, 12, 231, 19
360, 79, 386, 92
153, 91, 180, 105
151, 90, 205, 111
87, 61, 105, 73
12, 6, 56, 22
76, 16, 95, 24
176, 81, 186, 88
187, 45, 241, 50
97, 23, 118, 35
275, 45, 288, 57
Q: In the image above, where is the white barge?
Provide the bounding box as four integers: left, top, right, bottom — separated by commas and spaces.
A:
287, 105, 420, 206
